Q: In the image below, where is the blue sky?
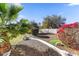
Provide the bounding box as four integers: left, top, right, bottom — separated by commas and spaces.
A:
18, 3, 79, 24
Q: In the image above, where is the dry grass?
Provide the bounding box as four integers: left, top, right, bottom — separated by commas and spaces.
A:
10, 34, 25, 45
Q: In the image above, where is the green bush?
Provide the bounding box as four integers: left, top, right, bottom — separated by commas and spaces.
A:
49, 39, 62, 46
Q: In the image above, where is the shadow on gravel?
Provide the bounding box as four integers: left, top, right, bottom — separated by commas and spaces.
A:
10, 45, 61, 56
37, 35, 50, 38
38, 33, 53, 35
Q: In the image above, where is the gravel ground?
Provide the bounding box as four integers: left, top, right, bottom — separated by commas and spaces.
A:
10, 45, 61, 56
17, 40, 49, 52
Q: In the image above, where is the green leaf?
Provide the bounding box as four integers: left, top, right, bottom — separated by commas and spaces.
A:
0, 3, 9, 13
9, 4, 23, 16
20, 19, 29, 24
0, 38, 4, 43
0, 17, 2, 24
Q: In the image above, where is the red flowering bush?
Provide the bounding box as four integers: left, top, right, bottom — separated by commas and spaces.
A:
57, 22, 79, 50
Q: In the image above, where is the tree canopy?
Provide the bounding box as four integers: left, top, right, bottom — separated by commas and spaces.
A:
42, 15, 66, 28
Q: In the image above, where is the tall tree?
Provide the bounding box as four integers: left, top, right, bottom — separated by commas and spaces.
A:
42, 15, 66, 28
31, 21, 39, 35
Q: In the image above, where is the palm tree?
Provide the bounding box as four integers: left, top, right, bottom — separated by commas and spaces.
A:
0, 3, 23, 55
0, 3, 23, 25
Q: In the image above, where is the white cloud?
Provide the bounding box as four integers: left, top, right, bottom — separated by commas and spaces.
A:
68, 3, 79, 6
18, 15, 26, 19
9, 3, 22, 7
13, 3, 22, 6
16, 15, 26, 22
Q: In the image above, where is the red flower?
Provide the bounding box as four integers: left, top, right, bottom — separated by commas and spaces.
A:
57, 28, 64, 33
57, 22, 78, 33
62, 24, 68, 28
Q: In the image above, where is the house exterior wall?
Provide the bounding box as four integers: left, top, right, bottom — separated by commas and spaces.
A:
39, 29, 58, 34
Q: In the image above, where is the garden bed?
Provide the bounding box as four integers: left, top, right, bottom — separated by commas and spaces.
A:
49, 35, 79, 55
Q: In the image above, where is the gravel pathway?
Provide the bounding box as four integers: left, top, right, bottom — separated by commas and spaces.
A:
17, 40, 49, 52
10, 45, 61, 56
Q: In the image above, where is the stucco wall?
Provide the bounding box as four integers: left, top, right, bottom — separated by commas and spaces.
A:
39, 29, 58, 34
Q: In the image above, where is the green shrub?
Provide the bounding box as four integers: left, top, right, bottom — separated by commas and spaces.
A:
49, 39, 62, 45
